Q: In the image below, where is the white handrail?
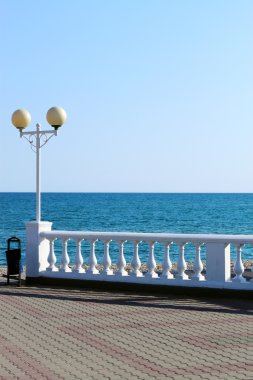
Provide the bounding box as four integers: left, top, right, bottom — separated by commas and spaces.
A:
40, 230, 253, 244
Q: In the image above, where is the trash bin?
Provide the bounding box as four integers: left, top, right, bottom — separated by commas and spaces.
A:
6, 237, 22, 286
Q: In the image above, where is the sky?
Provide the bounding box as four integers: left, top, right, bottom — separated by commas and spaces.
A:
1, 0, 253, 192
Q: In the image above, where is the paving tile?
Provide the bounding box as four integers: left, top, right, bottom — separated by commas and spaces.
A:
0, 281, 252, 379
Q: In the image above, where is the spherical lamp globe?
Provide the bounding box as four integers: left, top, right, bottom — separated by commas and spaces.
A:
46, 107, 67, 130
11, 109, 31, 130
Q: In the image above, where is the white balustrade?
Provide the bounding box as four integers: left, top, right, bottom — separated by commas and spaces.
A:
146, 242, 158, 278
59, 239, 71, 272
175, 243, 189, 280
73, 239, 85, 273
31, 229, 253, 290
130, 241, 143, 277
233, 244, 246, 283
116, 241, 128, 276
161, 242, 173, 279
46, 238, 58, 272
102, 240, 113, 275
191, 243, 205, 281
87, 240, 99, 274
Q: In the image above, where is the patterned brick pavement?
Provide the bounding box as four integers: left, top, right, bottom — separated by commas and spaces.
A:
0, 280, 252, 379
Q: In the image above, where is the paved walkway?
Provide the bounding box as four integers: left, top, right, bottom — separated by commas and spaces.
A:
0, 278, 252, 380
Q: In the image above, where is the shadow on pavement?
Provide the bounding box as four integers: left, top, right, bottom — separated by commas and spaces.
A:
0, 284, 252, 316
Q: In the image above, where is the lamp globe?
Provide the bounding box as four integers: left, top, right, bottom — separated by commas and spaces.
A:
11, 109, 31, 130
46, 107, 67, 130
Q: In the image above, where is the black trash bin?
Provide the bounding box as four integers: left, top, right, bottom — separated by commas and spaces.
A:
6, 237, 21, 286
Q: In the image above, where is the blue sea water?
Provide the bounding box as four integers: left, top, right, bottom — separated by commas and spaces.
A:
1, 192, 253, 266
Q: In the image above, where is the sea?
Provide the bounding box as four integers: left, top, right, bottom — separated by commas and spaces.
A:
1, 192, 253, 266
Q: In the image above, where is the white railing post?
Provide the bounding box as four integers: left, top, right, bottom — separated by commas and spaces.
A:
130, 241, 143, 277
175, 243, 189, 280
59, 239, 71, 272
87, 240, 99, 274
26, 221, 53, 277
116, 240, 128, 276
46, 238, 58, 272
73, 239, 85, 273
206, 242, 231, 282
102, 240, 113, 275
191, 243, 205, 281
233, 244, 246, 283
146, 242, 158, 278
161, 242, 173, 279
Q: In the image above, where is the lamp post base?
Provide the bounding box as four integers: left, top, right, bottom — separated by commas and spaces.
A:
26, 221, 52, 277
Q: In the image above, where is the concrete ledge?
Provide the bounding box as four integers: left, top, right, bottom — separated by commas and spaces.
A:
26, 277, 253, 299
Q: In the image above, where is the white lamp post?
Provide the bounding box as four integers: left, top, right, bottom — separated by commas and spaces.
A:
11, 107, 67, 222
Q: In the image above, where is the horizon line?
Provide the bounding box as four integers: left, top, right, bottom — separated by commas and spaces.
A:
1, 191, 253, 194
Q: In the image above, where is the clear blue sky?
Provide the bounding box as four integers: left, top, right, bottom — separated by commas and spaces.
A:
1, 0, 253, 192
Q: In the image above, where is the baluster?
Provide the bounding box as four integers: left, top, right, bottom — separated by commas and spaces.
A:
102, 240, 113, 275
175, 243, 189, 280
130, 241, 143, 277
146, 242, 158, 278
161, 242, 174, 279
191, 243, 205, 281
116, 240, 128, 276
59, 239, 71, 272
87, 240, 99, 274
233, 244, 246, 283
46, 238, 58, 272
73, 239, 85, 273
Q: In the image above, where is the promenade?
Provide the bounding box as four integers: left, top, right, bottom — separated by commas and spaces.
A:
0, 276, 252, 380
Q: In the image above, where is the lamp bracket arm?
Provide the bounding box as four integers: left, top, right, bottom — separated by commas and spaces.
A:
39, 131, 57, 148
20, 130, 57, 152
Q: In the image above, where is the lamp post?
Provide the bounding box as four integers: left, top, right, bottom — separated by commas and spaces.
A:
11, 107, 67, 222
